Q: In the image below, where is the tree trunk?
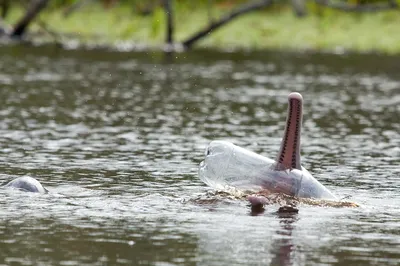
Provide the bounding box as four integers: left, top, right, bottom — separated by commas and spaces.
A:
291, 0, 307, 17
182, 0, 273, 49
1, 0, 10, 19
164, 0, 173, 45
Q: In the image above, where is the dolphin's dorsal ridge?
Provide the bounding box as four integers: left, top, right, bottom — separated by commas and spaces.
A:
274, 92, 303, 171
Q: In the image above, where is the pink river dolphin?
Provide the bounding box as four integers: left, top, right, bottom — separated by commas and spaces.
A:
3, 176, 47, 193
199, 92, 337, 201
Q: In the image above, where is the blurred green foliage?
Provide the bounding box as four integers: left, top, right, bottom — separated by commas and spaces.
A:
6, 0, 399, 12
2, 0, 400, 53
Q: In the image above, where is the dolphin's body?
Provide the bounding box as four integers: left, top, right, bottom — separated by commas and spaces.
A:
3, 176, 47, 193
199, 92, 336, 200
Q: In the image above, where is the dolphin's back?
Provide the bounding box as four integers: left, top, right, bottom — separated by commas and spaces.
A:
199, 140, 337, 200
258, 168, 337, 200
4, 176, 47, 193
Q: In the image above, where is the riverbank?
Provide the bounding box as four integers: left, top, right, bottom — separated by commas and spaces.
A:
4, 2, 400, 54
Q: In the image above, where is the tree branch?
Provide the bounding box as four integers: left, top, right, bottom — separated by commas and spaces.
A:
314, 0, 398, 12
182, 0, 274, 49
63, 0, 95, 18
11, 0, 49, 38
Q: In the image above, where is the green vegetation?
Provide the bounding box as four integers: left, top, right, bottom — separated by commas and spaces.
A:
3, 1, 400, 53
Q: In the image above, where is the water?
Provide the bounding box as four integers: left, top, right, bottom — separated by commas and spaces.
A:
0, 45, 399, 265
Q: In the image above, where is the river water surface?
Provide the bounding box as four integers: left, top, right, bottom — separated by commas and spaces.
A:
0, 46, 399, 265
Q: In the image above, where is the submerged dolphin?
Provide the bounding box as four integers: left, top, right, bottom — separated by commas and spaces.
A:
199, 92, 336, 200
3, 176, 47, 193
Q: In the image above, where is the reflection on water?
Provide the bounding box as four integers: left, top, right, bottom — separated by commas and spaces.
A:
271, 213, 298, 266
0, 45, 399, 265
